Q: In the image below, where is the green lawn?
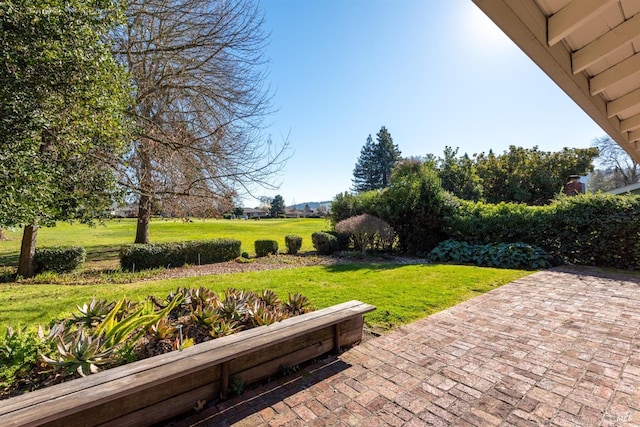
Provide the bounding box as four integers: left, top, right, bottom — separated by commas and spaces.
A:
0, 263, 530, 334
0, 218, 329, 269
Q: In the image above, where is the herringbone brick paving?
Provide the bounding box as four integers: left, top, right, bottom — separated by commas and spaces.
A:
173, 267, 640, 426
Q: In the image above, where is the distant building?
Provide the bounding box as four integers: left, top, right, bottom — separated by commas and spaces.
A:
243, 208, 269, 219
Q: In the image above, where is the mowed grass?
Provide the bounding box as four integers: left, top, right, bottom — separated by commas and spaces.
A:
0, 218, 329, 269
0, 263, 531, 334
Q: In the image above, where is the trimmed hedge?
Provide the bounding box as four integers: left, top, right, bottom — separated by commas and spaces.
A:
284, 235, 302, 255
254, 240, 279, 257
443, 194, 640, 270
312, 232, 338, 255
34, 246, 86, 274
119, 239, 241, 271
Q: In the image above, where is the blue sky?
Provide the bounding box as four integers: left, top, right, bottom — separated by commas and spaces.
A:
250, 0, 606, 207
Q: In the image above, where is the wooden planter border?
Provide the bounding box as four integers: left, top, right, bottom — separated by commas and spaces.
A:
0, 300, 375, 427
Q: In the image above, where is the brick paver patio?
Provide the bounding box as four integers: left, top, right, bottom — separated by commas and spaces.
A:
172, 267, 640, 426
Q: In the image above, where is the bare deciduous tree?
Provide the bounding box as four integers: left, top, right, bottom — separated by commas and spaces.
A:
592, 136, 640, 191
112, 0, 288, 243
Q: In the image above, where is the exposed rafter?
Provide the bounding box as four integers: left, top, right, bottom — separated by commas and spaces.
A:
572, 13, 640, 74
621, 113, 640, 133
607, 88, 640, 118
590, 53, 640, 96
547, 0, 618, 46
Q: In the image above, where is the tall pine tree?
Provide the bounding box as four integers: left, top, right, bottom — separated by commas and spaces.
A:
352, 126, 401, 193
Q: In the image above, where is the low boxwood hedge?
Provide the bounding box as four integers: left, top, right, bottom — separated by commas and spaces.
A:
119, 239, 241, 271
34, 246, 86, 274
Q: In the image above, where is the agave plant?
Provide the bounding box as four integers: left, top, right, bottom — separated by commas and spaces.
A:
41, 328, 116, 377
73, 298, 115, 327
147, 318, 177, 340
210, 319, 238, 338
214, 295, 248, 321
285, 293, 313, 315
190, 301, 220, 328
260, 290, 281, 307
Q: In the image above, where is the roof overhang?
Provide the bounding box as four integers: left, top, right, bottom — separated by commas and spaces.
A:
472, 0, 640, 162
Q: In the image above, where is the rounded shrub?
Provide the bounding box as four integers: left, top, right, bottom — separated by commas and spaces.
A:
311, 232, 338, 255
254, 240, 279, 257
34, 246, 86, 274
284, 235, 302, 255
335, 214, 396, 254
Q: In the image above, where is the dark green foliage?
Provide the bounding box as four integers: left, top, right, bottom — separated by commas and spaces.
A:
379, 160, 447, 255
254, 240, 279, 257
270, 195, 285, 217
34, 246, 86, 274
311, 232, 339, 255
352, 127, 402, 193
284, 235, 302, 254
428, 240, 550, 270
0, 326, 52, 389
119, 239, 241, 271
474, 146, 599, 205
443, 193, 640, 269
329, 190, 381, 226
431, 146, 483, 201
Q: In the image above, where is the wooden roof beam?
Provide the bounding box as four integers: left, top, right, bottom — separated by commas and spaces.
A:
629, 129, 640, 143
607, 87, 640, 117
590, 52, 640, 95
621, 112, 640, 132
548, 0, 618, 46
572, 13, 640, 74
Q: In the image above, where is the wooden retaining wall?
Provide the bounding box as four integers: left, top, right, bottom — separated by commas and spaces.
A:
0, 300, 375, 427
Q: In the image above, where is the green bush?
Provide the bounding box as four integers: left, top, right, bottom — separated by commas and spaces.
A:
311, 232, 338, 255
119, 239, 241, 271
380, 160, 447, 255
0, 326, 53, 389
284, 235, 302, 255
34, 246, 86, 274
427, 240, 550, 270
254, 240, 279, 257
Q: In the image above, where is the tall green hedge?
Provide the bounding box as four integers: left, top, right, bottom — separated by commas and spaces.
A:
443, 194, 640, 269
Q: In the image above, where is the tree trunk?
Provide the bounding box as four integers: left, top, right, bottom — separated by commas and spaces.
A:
17, 223, 38, 278
135, 193, 151, 244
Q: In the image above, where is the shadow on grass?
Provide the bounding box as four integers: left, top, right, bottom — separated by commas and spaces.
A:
321, 260, 427, 273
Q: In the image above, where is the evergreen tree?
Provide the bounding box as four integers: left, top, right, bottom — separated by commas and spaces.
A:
270, 195, 285, 217
352, 126, 401, 193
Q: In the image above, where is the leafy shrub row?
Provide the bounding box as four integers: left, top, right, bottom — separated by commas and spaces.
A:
443, 194, 640, 269
119, 239, 241, 271
427, 240, 551, 270
34, 246, 86, 274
